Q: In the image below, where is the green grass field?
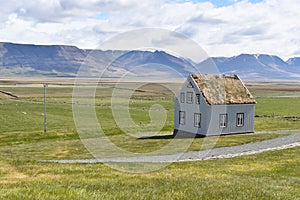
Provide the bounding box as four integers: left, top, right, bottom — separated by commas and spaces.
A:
0, 82, 299, 199
0, 147, 299, 199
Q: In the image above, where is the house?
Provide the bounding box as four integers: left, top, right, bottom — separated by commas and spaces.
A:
174, 74, 256, 137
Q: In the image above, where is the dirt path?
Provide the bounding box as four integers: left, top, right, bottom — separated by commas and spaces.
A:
41, 133, 300, 163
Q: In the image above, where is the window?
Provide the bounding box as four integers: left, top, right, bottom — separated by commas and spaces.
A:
187, 82, 193, 88
196, 94, 200, 104
194, 113, 201, 127
219, 114, 228, 128
186, 92, 193, 104
179, 111, 185, 125
180, 93, 185, 103
237, 113, 244, 127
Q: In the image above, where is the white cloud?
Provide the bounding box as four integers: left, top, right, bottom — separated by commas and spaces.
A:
0, 0, 300, 59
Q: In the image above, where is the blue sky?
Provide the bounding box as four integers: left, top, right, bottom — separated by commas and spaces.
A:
0, 0, 299, 59
175, 0, 264, 7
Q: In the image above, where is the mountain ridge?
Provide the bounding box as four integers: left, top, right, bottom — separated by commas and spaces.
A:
0, 42, 299, 80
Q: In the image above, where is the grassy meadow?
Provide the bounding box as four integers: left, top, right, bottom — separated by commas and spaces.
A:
0, 81, 299, 199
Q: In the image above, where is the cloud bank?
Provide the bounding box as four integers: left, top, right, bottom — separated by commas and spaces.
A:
0, 0, 299, 59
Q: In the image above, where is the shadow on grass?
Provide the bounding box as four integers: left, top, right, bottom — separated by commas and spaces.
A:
138, 134, 205, 140
138, 135, 175, 140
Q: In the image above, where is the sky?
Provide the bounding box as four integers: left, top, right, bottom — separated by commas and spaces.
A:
0, 0, 300, 60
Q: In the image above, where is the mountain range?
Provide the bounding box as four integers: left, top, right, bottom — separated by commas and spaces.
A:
0, 42, 299, 80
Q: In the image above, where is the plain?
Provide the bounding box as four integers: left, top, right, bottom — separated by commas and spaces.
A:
0, 81, 299, 199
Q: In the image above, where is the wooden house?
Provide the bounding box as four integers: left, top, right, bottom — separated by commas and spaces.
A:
174, 74, 256, 137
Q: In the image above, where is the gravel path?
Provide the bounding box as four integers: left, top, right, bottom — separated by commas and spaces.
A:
42, 133, 300, 163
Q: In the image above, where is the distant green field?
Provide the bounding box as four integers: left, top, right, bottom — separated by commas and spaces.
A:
0, 84, 299, 155
0, 82, 299, 199
1, 84, 299, 134
255, 97, 300, 131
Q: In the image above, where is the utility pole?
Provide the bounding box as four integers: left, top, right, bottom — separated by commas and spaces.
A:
43, 83, 48, 133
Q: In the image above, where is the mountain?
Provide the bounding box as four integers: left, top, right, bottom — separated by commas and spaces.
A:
0, 42, 195, 78
0, 42, 299, 80
286, 57, 300, 75
205, 54, 300, 80
0, 42, 128, 77
287, 57, 300, 66
110, 50, 195, 77
0, 42, 86, 76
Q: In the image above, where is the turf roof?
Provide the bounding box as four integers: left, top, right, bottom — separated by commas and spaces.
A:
191, 74, 256, 105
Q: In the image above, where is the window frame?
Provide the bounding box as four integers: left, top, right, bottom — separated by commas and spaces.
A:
186, 92, 193, 104
194, 113, 201, 128
196, 94, 200, 104
219, 114, 228, 128
236, 113, 244, 127
187, 82, 193, 88
180, 93, 185, 103
179, 111, 186, 125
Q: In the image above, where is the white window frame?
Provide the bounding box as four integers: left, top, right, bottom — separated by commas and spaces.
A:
194, 113, 201, 127
219, 114, 228, 128
180, 93, 185, 103
179, 111, 185, 125
196, 94, 200, 104
186, 92, 193, 104
236, 113, 244, 127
